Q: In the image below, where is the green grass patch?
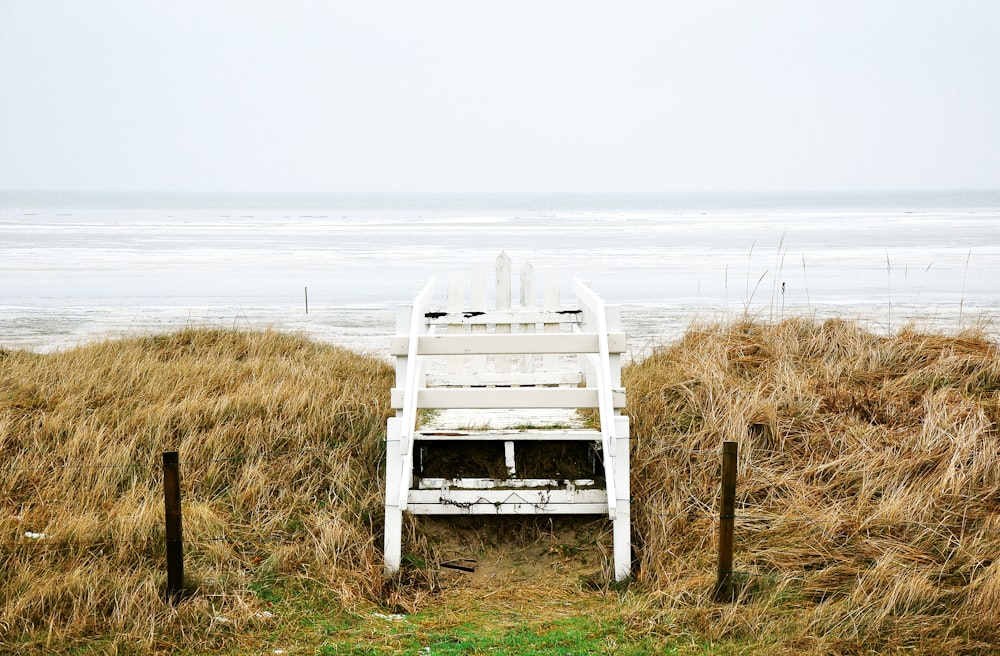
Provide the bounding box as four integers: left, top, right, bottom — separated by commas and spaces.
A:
314, 605, 714, 656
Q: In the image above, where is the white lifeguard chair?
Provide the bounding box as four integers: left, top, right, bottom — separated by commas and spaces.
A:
384, 253, 631, 580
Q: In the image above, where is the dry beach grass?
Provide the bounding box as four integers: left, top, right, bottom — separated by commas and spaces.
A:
1, 321, 999, 653
0, 330, 395, 653
626, 319, 1000, 654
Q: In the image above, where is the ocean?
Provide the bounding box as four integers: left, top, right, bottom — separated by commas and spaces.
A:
2, 190, 998, 358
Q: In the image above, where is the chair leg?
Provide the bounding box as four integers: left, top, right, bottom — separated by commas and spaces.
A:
613, 417, 631, 581
384, 504, 402, 574
384, 418, 403, 574
613, 502, 631, 581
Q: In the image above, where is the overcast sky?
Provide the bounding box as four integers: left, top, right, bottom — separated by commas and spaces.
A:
1, 1, 998, 194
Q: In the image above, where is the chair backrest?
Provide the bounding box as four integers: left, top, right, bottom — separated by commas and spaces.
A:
389, 252, 626, 509
389, 252, 625, 412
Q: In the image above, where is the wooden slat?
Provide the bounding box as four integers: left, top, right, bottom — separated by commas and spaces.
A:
408, 503, 610, 515
390, 332, 626, 356
470, 262, 489, 372
392, 387, 625, 409
424, 371, 583, 387
496, 252, 512, 373
519, 262, 536, 374
425, 309, 582, 325
393, 304, 411, 409
448, 275, 464, 310
543, 272, 562, 372
407, 488, 609, 515
399, 278, 435, 458
447, 274, 464, 374
417, 478, 597, 489
415, 428, 601, 441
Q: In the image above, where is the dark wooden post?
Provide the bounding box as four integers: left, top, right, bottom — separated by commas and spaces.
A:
715, 441, 737, 602
304, 286, 309, 314
163, 450, 184, 599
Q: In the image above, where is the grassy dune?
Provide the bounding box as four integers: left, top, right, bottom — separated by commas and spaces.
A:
1, 330, 395, 653
1, 322, 999, 654
626, 319, 1000, 654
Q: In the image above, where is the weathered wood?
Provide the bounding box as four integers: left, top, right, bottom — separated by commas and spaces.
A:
414, 429, 601, 441
543, 272, 562, 372
447, 275, 464, 374
162, 451, 184, 600
393, 304, 411, 409
496, 252, 512, 372
390, 333, 627, 356
520, 262, 536, 374
392, 386, 626, 410
607, 305, 624, 386
407, 487, 609, 514
424, 309, 580, 326
496, 252, 512, 308
424, 370, 584, 387
384, 254, 631, 581
399, 279, 436, 461
407, 502, 612, 515
573, 280, 620, 455
417, 477, 597, 489
383, 417, 403, 573
470, 262, 489, 372
612, 414, 632, 580
520, 262, 536, 312
715, 441, 738, 602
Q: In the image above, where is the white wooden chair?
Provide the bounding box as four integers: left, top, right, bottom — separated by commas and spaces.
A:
384, 252, 631, 580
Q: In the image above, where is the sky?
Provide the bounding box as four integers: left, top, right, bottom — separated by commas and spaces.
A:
1, 1, 998, 194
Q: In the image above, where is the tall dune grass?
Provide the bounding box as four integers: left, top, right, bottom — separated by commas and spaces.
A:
2, 321, 999, 653
0, 329, 394, 653
625, 318, 1000, 653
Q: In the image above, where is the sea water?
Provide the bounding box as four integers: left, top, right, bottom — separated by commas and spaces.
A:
1, 190, 998, 358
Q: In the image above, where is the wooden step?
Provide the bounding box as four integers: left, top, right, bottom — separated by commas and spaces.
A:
391, 387, 625, 410
423, 309, 582, 326
390, 332, 626, 356
415, 429, 601, 441
424, 371, 585, 387
407, 487, 609, 515
416, 477, 597, 489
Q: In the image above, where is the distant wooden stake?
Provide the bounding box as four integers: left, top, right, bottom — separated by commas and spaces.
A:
304, 286, 309, 314
715, 441, 737, 602
163, 451, 184, 600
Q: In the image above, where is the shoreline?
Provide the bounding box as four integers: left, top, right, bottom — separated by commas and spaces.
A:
3, 301, 995, 359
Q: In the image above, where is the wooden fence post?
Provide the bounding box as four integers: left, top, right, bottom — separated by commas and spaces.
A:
715, 441, 737, 602
163, 450, 184, 600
